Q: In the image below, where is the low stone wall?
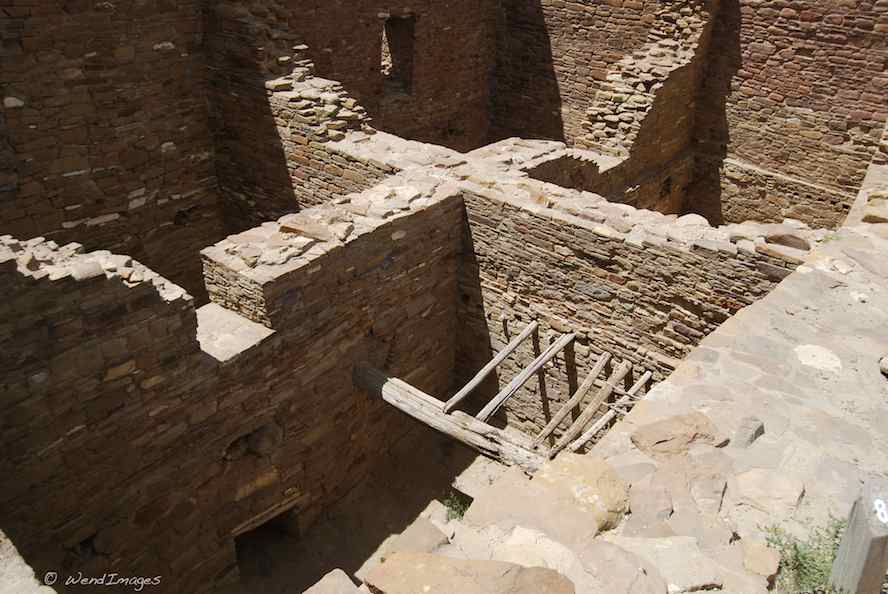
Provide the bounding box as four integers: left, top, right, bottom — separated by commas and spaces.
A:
453, 150, 824, 437
523, 149, 695, 215
0, 174, 463, 592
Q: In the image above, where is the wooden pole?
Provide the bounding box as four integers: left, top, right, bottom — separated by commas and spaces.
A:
354, 363, 545, 472
442, 321, 539, 413
533, 352, 612, 448
830, 480, 888, 594
476, 333, 576, 423
567, 371, 652, 453
547, 361, 632, 458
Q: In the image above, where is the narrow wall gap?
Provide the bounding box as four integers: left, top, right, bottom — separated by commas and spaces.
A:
381, 16, 416, 94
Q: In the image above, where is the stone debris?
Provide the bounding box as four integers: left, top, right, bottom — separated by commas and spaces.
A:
733, 416, 765, 449
880, 355, 888, 378
603, 536, 723, 594
0, 235, 189, 303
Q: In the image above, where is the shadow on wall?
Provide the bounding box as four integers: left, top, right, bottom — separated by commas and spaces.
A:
491, 0, 565, 142
454, 216, 499, 408
226, 428, 479, 593
686, 0, 742, 225
203, 2, 298, 231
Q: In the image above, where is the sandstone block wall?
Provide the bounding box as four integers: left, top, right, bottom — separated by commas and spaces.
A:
0, 0, 226, 300
524, 150, 695, 215
0, 178, 463, 592
456, 188, 816, 438
493, 0, 718, 220
226, 0, 497, 152
205, 3, 393, 229
493, 0, 659, 143
692, 0, 888, 226
0, 236, 222, 590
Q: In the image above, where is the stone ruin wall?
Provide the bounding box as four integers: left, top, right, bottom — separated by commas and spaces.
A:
493, 0, 669, 144
455, 180, 821, 440
492, 0, 887, 229
205, 2, 394, 229
494, 0, 721, 218
0, 180, 463, 593
691, 0, 888, 227
261, 0, 497, 152
0, 0, 226, 301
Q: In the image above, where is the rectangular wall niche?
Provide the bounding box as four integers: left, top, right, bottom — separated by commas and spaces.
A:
381, 16, 416, 94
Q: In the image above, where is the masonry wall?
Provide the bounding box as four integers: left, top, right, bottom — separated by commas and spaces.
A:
204, 2, 398, 229
493, 0, 655, 143
0, 189, 462, 592
691, 0, 888, 226
525, 151, 695, 214
0, 1, 225, 300
457, 190, 799, 438
211, 0, 496, 152
493, 0, 717, 218
0, 239, 226, 592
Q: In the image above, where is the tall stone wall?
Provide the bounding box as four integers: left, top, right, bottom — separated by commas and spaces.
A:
492, 0, 718, 218
0, 237, 224, 591
691, 0, 888, 226
210, 0, 496, 152
204, 3, 395, 229
456, 187, 816, 439
0, 1, 226, 300
492, 0, 658, 143
0, 178, 463, 592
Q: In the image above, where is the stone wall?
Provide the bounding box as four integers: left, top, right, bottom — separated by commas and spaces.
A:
213, 0, 496, 152
205, 3, 394, 229
492, 0, 657, 143
691, 0, 888, 226
456, 186, 820, 439
492, 0, 718, 219
0, 176, 463, 592
0, 236, 223, 591
0, 0, 226, 300
524, 150, 695, 215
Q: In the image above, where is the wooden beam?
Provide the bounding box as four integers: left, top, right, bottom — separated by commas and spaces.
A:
443, 321, 539, 414
354, 363, 545, 472
533, 352, 612, 448
567, 371, 652, 453
476, 333, 576, 423
549, 362, 632, 458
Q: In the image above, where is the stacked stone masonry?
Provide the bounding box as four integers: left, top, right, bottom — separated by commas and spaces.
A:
1, 0, 226, 300
453, 138, 825, 437
1, 0, 887, 592
0, 174, 463, 593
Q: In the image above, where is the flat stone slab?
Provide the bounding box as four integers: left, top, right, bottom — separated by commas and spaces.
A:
604, 536, 723, 594
196, 303, 275, 363
464, 456, 627, 548
363, 552, 575, 594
